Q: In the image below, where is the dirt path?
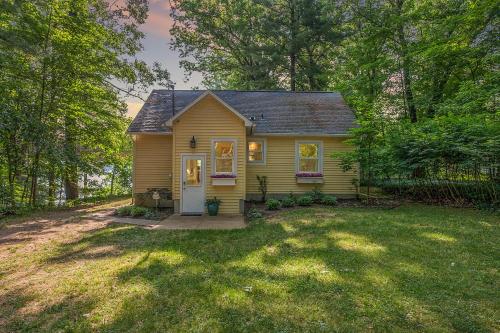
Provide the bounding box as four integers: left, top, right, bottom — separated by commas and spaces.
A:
0, 198, 130, 257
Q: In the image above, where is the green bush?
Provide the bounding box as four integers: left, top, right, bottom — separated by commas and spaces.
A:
305, 188, 324, 203
115, 206, 133, 216
321, 195, 337, 206
130, 206, 149, 217
281, 197, 295, 208
266, 199, 281, 210
144, 210, 160, 220
247, 208, 263, 220
297, 195, 313, 206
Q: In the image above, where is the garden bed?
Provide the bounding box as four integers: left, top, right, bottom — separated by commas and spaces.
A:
245, 197, 402, 219
114, 205, 173, 221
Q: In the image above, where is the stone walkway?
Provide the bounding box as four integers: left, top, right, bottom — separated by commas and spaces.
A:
91, 211, 246, 230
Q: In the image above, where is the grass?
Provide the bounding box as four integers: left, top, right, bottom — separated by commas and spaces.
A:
0, 204, 498, 332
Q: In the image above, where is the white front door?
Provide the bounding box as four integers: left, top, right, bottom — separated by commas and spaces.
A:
181, 155, 205, 215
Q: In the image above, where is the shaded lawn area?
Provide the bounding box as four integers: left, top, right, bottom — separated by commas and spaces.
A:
0, 205, 498, 332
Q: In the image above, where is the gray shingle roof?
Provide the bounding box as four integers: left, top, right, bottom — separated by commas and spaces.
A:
127, 90, 357, 135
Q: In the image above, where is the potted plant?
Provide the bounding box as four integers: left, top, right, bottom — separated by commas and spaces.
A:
206, 197, 222, 216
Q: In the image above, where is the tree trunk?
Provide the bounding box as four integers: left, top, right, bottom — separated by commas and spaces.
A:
63, 113, 78, 201
64, 165, 79, 201
289, 0, 297, 91
6, 159, 16, 210
29, 151, 40, 206
395, 0, 417, 123
110, 166, 116, 196
83, 173, 88, 199
306, 47, 316, 90
48, 170, 56, 207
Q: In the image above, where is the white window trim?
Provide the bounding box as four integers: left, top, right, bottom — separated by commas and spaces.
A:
295, 140, 323, 174
211, 138, 237, 175
247, 138, 266, 164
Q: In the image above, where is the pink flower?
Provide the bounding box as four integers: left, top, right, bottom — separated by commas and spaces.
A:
210, 174, 237, 178
296, 172, 323, 177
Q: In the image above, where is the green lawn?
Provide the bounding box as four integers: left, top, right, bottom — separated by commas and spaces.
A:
1, 205, 498, 332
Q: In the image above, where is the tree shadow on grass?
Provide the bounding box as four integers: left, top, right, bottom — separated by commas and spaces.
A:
3, 205, 498, 332
1, 287, 96, 332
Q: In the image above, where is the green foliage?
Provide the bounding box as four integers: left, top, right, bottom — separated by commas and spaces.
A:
170, 0, 343, 90
144, 210, 161, 220
321, 195, 337, 206
297, 195, 313, 206
0, 0, 170, 212
246, 208, 263, 220
116, 206, 133, 217
281, 197, 296, 208
116, 205, 151, 218
169, 0, 498, 208
130, 206, 149, 217
305, 188, 324, 204
338, 114, 499, 205
206, 197, 222, 206
265, 199, 281, 210
256, 175, 268, 202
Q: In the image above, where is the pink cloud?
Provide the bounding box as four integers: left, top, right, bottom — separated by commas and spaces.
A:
106, 0, 173, 38
141, 8, 173, 38
149, 0, 172, 11
127, 101, 144, 118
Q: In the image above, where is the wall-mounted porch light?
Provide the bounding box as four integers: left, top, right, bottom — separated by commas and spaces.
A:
190, 136, 197, 148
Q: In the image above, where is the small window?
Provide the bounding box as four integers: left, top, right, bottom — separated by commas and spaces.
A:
296, 141, 323, 173
248, 139, 266, 163
212, 139, 237, 174
185, 159, 201, 186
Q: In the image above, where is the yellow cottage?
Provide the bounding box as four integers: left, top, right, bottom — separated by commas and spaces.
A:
128, 90, 358, 215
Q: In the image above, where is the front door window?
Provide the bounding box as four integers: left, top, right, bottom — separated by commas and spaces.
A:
185, 159, 201, 186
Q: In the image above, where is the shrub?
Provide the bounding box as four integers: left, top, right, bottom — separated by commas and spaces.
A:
256, 175, 268, 202
297, 195, 313, 206
130, 206, 149, 217
266, 199, 281, 210
116, 206, 133, 216
305, 188, 324, 203
144, 210, 160, 220
321, 195, 337, 206
281, 197, 295, 208
206, 197, 222, 206
247, 208, 263, 220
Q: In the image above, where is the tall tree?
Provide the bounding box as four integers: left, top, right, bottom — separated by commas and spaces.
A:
0, 0, 171, 208
170, 0, 345, 91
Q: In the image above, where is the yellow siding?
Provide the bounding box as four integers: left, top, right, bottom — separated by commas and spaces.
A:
172, 95, 246, 214
246, 136, 357, 196
133, 135, 173, 193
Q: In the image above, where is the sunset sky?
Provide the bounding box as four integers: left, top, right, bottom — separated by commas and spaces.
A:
126, 0, 202, 117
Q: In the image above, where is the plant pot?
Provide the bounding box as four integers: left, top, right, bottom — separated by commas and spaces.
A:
212, 177, 236, 186
207, 202, 219, 216
296, 176, 324, 184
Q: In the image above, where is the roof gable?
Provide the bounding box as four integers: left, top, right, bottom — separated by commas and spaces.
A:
165, 91, 253, 127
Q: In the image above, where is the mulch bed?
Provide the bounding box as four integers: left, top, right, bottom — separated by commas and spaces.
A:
245, 199, 403, 218
114, 208, 173, 221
